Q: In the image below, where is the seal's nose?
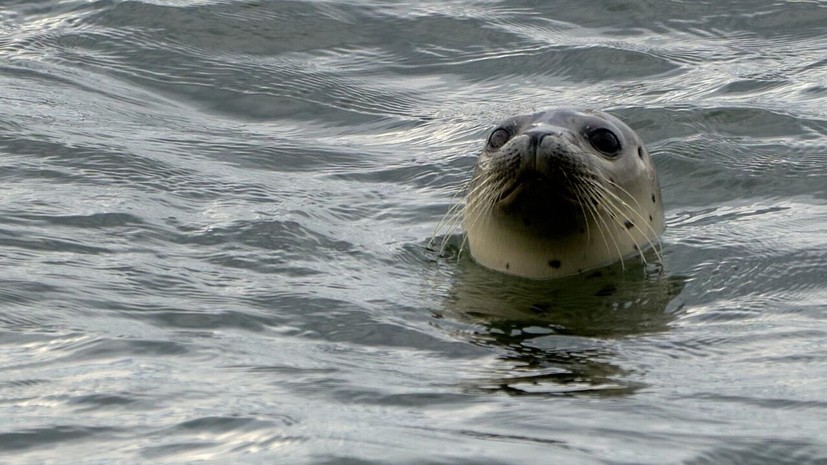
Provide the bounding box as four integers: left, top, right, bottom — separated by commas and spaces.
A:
522, 127, 564, 169
524, 127, 563, 149
524, 130, 547, 148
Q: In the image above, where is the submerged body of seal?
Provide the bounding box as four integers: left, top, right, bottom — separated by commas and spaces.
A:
453, 108, 665, 279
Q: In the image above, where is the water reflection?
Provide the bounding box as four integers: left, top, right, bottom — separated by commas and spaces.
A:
434, 245, 685, 396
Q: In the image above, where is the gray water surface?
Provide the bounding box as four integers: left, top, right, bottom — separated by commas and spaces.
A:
1, 1, 826, 464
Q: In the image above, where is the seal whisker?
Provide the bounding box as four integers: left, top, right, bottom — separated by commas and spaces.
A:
429, 161, 481, 255
589, 179, 663, 264
430, 199, 464, 249
581, 183, 626, 270
564, 171, 593, 245
435, 167, 510, 257
585, 179, 663, 271
605, 179, 664, 253
431, 205, 465, 256
586, 183, 649, 267
576, 183, 615, 267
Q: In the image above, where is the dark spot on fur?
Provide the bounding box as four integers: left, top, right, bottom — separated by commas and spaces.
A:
624, 220, 634, 229
595, 284, 617, 297
548, 259, 561, 269
652, 194, 656, 203
649, 214, 653, 221
633, 244, 639, 251
587, 271, 603, 279
638, 147, 644, 159
505, 263, 510, 270
609, 177, 615, 184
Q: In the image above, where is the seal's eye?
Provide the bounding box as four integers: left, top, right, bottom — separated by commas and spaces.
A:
587, 128, 621, 156
488, 128, 510, 149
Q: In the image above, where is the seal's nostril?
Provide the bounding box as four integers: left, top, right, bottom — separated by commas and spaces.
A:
525, 130, 554, 149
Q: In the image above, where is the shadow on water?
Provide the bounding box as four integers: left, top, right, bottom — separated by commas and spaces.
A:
431, 239, 686, 397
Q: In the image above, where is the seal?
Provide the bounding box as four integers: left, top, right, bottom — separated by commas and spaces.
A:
454, 108, 665, 279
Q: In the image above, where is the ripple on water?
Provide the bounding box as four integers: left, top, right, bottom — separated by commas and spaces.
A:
684, 439, 827, 465
1, 0, 827, 463
140, 415, 304, 460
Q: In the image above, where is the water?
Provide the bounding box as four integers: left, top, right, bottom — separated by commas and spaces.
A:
1, 0, 826, 463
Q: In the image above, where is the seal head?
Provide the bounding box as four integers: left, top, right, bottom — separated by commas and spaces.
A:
462, 108, 665, 279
